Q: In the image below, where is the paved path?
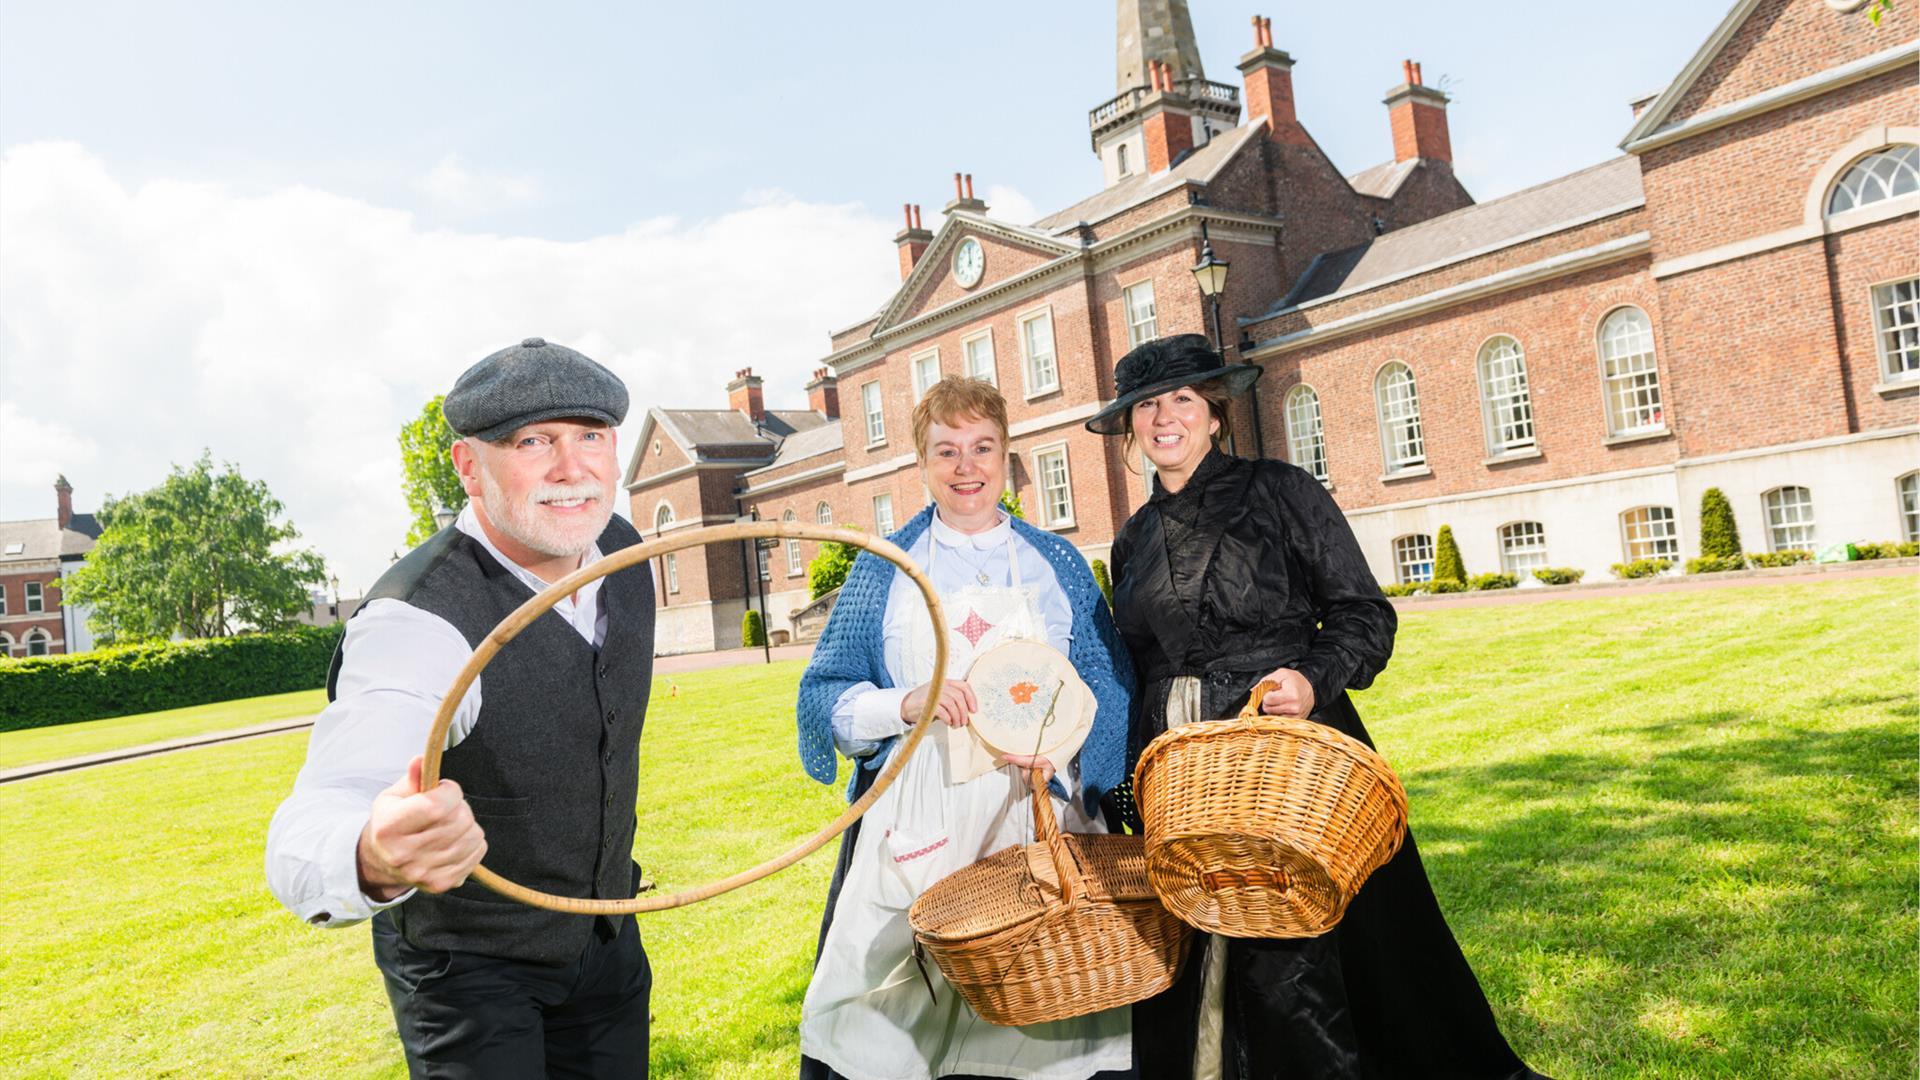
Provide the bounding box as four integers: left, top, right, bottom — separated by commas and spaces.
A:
0, 642, 820, 784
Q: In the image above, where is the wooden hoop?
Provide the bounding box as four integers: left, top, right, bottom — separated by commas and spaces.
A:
421, 520, 947, 915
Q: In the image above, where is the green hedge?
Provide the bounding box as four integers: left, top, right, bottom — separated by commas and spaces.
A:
1611, 558, 1674, 580
1532, 567, 1586, 586
1855, 540, 1920, 560
1747, 549, 1812, 568
0, 624, 344, 733
1686, 554, 1747, 574
1468, 572, 1518, 591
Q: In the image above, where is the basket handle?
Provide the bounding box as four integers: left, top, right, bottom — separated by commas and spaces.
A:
1239, 679, 1281, 719
1027, 766, 1078, 906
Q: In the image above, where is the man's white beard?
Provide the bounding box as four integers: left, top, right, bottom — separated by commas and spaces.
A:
477, 467, 613, 559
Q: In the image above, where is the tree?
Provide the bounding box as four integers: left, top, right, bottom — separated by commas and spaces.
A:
807, 526, 863, 599
58, 452, 328, 642
1698, 487, 1743, 560
399, 394, 468, 546
999, 489, 1025, 520
1433, 524, 1467, 584
741, 608, 767, 647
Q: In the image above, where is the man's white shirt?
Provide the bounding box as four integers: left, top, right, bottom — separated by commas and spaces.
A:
264, 506, 606, 928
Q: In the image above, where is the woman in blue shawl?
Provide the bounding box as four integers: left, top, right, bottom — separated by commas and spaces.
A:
794, 376, 1135, 1080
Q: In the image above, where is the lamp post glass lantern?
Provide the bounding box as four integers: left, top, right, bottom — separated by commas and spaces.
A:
432, 503, 459, 531
1190, 222, 1263, 458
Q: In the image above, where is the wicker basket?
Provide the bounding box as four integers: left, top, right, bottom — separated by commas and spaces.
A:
908, 769, 1194, 1026
1133, 680, 1409, 939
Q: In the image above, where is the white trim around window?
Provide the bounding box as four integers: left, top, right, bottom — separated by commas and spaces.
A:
1619, 505, 1679, 562
783, 509, 803, 576
1031, 441, 1077, 530
664, 553, 679, 594
1018, 305, 1060, 398
1475, 334, 1536, 457
24, 581, 43, 613
1898, 471, 1920, 543
1596, 306, 1665, 436
862, 380, 886, 446
872, 492, 896, 535
815, 501, 833, 526
1122, 279, 1158, 347
24, 627, 50, 656
1498, 520, 1550, 575
1762, 486, 1817, 551
1393, 534, 1434, 584
960, 328, 997, 386
1284, 383, 1328, 482
1869, 275, 1920, 385
910, 348, 941, 402
1373, 361, 1425, 474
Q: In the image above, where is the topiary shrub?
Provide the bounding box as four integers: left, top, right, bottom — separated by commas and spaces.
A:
1747, 549, 1811, 568
741, 609, 767, 647
1685, 554, 1746, 574
1468, 572, 1518, 590
0, 624, 343, 733
1610, 558, 1674, 579
1090, 558, 1113, 607
1698, 487, 1742, 560
1531, 567, 1585, 586
1433, 525, 1467, 584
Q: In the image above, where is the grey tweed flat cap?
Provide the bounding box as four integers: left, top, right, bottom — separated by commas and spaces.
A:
443, 337, 629, 441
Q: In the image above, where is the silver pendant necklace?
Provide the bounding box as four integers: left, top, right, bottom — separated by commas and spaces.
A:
947, 540, 998, 586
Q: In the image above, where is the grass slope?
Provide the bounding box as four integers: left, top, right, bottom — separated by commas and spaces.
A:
0, 688, 327, 770
0, 578, 1911, 1078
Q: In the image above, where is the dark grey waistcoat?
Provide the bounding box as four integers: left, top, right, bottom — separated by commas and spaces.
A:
329, 514, 654, 965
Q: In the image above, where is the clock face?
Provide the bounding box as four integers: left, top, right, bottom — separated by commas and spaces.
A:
953, 238, 985, 289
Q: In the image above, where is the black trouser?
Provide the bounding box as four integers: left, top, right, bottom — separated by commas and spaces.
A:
373, 912, 652, 1079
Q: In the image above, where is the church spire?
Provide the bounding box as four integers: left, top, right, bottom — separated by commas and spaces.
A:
1115, 0, 1206, 93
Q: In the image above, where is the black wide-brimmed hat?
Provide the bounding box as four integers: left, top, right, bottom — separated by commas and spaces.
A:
1084, 333, 1262, 435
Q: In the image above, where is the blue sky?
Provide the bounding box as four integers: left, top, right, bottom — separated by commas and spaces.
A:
0, 1, 1730, 592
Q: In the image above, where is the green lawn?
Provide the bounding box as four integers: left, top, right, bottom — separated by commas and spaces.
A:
0, 688, 326, 770
0, 577, 1912, 1078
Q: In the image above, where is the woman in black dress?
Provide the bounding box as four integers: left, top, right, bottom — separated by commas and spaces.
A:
1085, 335, 1550, 1080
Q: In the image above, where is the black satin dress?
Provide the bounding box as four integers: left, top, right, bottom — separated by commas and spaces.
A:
1109, 449, 1547, 1080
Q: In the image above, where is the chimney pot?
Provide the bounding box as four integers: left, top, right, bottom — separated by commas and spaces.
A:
954, 172, 964, 200
1414, 61, 1424, 85
964, 173, 974, 199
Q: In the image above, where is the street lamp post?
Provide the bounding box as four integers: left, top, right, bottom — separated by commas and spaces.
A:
1190, 220, 1264, 459
328, 574, 342, 623
432, 503, 458, 531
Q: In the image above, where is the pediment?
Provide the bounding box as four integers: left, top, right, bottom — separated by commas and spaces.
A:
875, 214, 1081, 333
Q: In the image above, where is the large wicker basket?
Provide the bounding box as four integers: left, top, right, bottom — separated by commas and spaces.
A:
908, 769, 1194, 1026
1133, 681, 1409, 939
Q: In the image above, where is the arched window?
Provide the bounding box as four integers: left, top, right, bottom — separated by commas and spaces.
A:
1899, 472, 1919, 543
1620, 506, 1679, 561
815, 501, 833, 525
1392, 534, 1434, 584
1374, 362, 1425, 473
1116, 143, 1131, 177
24, 628, 50, 657
1476, 336, 1535, 455
1826, 144, 1919, 215
1499, 521, 1549, 575
783, 509, 803, 576
654, 503, 675, 530
653, 503, 678, 596
1762, 486, 1817, 551
0, 632, 13, 658
1284, 384, 1328, 481
1597, 307, 1664, 435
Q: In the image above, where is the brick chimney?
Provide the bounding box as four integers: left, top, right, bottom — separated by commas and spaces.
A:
895, 203, 932, 281
942, 172, 988, 216
1237, 15, 1307, 147
804, 367, 840, 420
1140, 60, 1196, 173
727, 368, 765, 424
54, 474, 73, 530
1385, 59, 1451, 164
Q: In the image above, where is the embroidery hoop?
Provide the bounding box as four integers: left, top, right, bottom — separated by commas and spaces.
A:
964, 639, 1091, 761
420, 521, 947, 915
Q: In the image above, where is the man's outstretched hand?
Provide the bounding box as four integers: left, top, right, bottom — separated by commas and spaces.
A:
357, 754, 488, 902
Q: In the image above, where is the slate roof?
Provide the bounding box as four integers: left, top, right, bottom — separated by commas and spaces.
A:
1346, 159, 1417, 199
0, 518, 98, 563
750, 421, 844, 474
1283, 155, 1645, 307
1031, 122, 1267, 233
657, 408, 829, 451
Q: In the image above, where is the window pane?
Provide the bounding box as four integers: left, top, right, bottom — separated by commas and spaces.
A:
1828, 144, 1920, 216
1499, 521, 1550, 574
1125, 282, 1157, 347
912, 352, 939, 400
665, 554, 678, 593
1763, 487, 1816, 551
1023, 314, 1058, 393
1478, 336, 1534, 453
816, 501, 833, 525
1393, 534, 1434, 584
1873, 278, 1920, 382
1621, 506, 1679, 561
863, 381, 885, 443
1598, 307, 1664, 434
873, 493, 895, 535
1037, 449, 1074, 526
25, 582, 43, 613
1376, 363, 1424, 469
1284, 385, 1327, 481
964, 335, 996, 385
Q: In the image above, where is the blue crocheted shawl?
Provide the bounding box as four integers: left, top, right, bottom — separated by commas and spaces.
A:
796, 505, 1135, 814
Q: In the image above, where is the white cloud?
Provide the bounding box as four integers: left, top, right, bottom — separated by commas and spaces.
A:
0, 141, 900, 595
983, 184, 1042, 228
412, 153, 542, 215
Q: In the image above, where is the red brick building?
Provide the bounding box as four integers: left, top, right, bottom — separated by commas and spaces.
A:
0, 476, 101, 657
628, 0, 1918, 651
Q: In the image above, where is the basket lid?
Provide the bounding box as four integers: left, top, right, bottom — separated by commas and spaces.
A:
964, 640, 1094, 761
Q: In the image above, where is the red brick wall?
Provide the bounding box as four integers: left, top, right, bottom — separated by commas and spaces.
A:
1666, 0, 1916, 123
1827, 214, 1920, 428
1384, 162, 1475, 232
0, 569, 68, 655
904, 234, 1060, 318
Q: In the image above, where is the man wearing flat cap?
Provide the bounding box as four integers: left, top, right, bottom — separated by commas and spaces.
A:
268, 337, 657, 1078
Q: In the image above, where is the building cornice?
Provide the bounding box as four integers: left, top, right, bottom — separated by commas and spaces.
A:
839, 400, 1110, 484
1622, 38, 1918, 154
740, 460, 847, 498
1652, 194, 1918, 279
1245, 232, 1652, 359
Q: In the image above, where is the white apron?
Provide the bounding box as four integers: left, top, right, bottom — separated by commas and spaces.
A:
799, 533, 1131, 1080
